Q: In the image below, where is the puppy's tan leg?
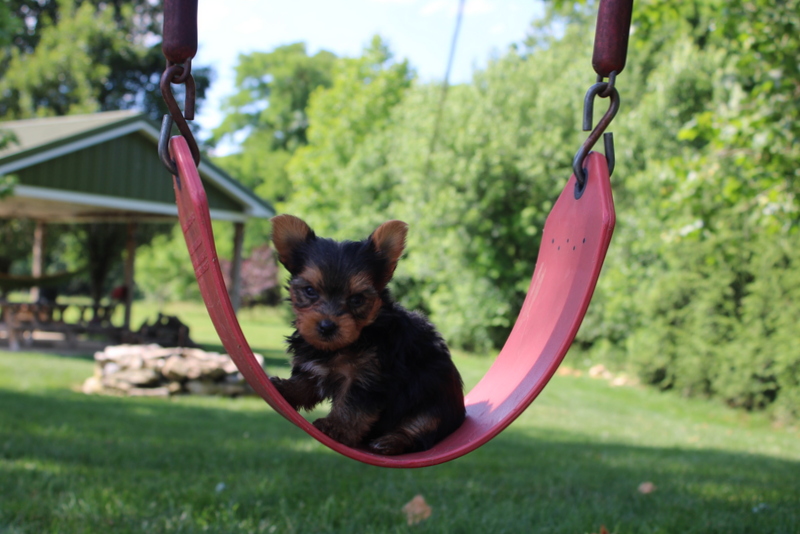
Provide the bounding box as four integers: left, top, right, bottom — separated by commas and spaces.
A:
368, 414, 442, 455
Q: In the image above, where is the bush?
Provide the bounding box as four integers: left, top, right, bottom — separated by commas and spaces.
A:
591, 224, 800, 420
135, 226, 201, 304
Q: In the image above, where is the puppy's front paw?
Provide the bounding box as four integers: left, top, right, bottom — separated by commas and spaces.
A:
269, 376, 290, 399
312, 417, 334, 435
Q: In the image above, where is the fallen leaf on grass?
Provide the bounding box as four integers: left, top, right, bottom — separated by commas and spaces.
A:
402, 494, 432, 525
638, 482, 656, 494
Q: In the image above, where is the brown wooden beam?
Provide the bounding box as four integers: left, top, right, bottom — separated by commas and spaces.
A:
123, 222, 137, 331
29, 220, 45, 302
229, 222, 245, 313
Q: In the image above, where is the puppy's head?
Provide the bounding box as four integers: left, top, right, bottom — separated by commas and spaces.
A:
271, 214, 407, 351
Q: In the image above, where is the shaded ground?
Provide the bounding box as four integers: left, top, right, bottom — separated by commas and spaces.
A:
1, 350, 797, 534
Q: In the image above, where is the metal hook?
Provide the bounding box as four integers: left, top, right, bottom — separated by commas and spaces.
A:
159, 64, 200, 175
159, 115, 178, 176
573, 81, 620, 188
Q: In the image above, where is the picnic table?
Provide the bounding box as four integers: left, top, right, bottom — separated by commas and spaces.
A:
0, 301, 122, 351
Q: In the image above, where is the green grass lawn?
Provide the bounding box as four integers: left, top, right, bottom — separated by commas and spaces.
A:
1, 301, 798, 533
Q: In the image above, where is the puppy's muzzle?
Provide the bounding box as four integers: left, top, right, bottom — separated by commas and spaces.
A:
317, 319, 339, 338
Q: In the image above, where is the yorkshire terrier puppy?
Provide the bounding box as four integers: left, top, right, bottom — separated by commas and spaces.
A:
269, 214, 465, 455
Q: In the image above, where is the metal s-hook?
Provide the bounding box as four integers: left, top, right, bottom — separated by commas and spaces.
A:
159, 63, 200, 175
159, 115, 179, 177
572, 80, 620, 192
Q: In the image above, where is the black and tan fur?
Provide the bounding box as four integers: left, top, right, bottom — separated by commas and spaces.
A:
269, 215, 465, 455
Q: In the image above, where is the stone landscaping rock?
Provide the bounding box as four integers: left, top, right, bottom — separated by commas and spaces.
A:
82, 344, 264, 398
112, 368, 160, 387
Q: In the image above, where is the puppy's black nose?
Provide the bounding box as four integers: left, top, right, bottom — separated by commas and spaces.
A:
317, 319, 338, 337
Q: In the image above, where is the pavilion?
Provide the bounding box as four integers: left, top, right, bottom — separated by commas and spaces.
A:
0, 110, 274, 342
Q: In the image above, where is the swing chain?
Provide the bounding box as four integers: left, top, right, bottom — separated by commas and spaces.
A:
597, 70, 616, 98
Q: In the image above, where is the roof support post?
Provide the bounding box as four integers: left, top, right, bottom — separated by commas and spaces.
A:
29, 220, 45, 302
123, 222, 137, 331
229, 222, 244, 313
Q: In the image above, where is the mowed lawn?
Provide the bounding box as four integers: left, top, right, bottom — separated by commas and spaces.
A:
1, 303, 798, 533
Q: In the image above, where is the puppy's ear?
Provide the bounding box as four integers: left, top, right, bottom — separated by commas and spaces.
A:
369, 220, 408, 287
271, 214, 315, 273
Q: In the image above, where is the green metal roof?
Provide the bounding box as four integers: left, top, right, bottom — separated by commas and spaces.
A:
0, 111, 274, 222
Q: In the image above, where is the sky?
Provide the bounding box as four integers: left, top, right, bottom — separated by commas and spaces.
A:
194, 0, 545, 151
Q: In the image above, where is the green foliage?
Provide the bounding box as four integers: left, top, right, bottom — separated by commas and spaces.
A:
0, 173, 15, 200
278, 1, 800, 416
0, 219, 34, 274
211, 42, 336, 210
133, 221, 244, 306
212, 43, 336, 154
574, 0, 800, 419
0, 1, 19, 49
287, 30, 588, 350
287, 36, 412, 234
0, 0, 210, 121
210, 43, 338, 258
619, 228, 800, 421
0, 128, 17, 199
0, 0, 126, 116
134, 225, 201, 305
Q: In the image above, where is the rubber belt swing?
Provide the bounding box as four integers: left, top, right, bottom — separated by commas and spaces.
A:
168, 136, 614, 468
160, 0, 631, 468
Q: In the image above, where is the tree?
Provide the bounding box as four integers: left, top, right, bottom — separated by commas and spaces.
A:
0, 0, 210, 307
0, 1, 19, 50
282, 2, 799, 417
562, 0, 800, 418
212, 42, 337, 154
212, 43, 337, 205
79, 224, 128, 305
209, 43, 337, 258
286, 29, 594, 350
0, 0, 19, 193
135, 225, 201, 305
286, 36, 412, 236
0, 0, 210, 121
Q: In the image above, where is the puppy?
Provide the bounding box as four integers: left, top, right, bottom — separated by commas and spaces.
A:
269, 215, 465, 455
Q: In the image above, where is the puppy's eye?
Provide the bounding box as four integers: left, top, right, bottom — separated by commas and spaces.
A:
348, 294, 365, 308
303, 286, 318, 299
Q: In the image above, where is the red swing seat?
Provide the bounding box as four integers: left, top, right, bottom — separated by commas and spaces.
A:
170, 136, 615, 468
